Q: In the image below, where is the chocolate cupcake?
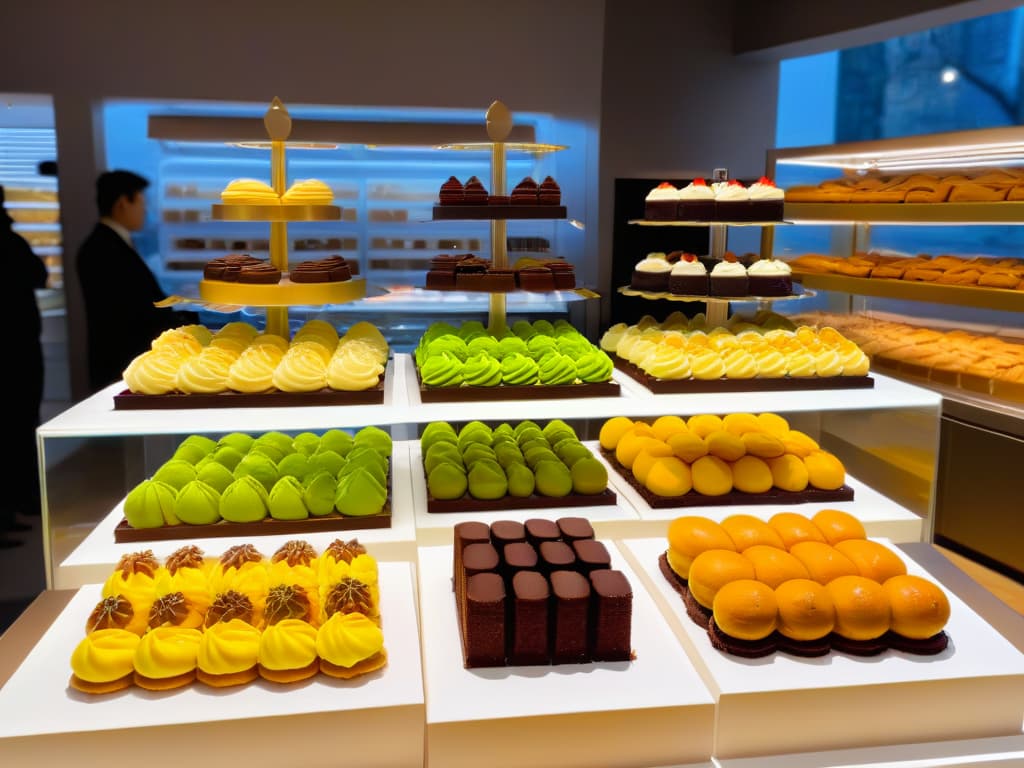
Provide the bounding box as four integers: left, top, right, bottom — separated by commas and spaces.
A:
708, 253, 749, 297
669, 253, 708, 296
538, 176, 561, 205
511, 177, 539, 205
463, 176, 488, 205
439, 176, 464, 205
630, 252, 673, 293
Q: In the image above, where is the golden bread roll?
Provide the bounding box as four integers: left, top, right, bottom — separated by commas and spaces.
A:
691, 455, 733, 496
666, 516, 736, 579
720, 514, 786, 551
948, 182, 1009, 202
742, 544, 811, 588
767, 454, 810, 492
705, 430, 746, 462
774, 578, 836, 641
668, 431, 709, 463
688, 549, 757, 609
645, 456, 693, 497
768, 511, 826, 548
712, 579, 779, 641
883, 574, 951, 639
804, 450, 846, 490
826, 575, 892, 640
811, 509, 866, 545
834, 539, 907, 582
789, 541, 860, 584
731, 455, 773, 494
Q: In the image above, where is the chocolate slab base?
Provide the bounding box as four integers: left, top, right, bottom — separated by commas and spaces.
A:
657, 552, 710, 628
602, 447, 854, 508
114, 381, 385, 410
427, 486, 617, 514
614, 357, 874, 394
418, 375, 620, 403
433, 204, 567, 221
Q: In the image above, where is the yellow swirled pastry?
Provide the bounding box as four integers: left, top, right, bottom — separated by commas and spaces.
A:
599, 322, 628, 353
250, 333, 290, 353
123, 348, 190, 394
316, 612, 387, 679
342, 321, 389, 363
328, 344, 384, 391
151, 328, 205, 356
690, 349, 726, 380
815, 348, 844, 377
753, 347, 788, 378
132, 626, 203, 690
281, 178, 334, 205
723, 348, 758, 379
839, 343, 871, 376
176, 346, 237, 393
226, 343, 283, 393
273, 345, 328, 392
196, 618, 261, 687
640, 345, 692, 380
103, 552, 159, 636
258, 618, 320, 683
69, 629, 140, 694
624, 338, 659, 366
787, 350, 818, 378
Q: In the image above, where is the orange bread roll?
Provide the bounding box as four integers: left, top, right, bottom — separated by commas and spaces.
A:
789, 541, 860, 584
615, 431, 659, 470
768, 511, 826, 548
826, 575, 891, 641
767, 454, 809, 492
732, 455, 773, 494
688, 549, 757, 609
645, 456, 692, 497
599, 416, 634, 451
650, 415, 689, 442
804, 451, 846, 490
712, 579, 778, 641
774, 579, 836, 641
721, 412, 762, 436
666, 516, 736, 579
687, 414, 724, 439
741, 431, 786, 458
742, 544, 811, 588
720, 514, 785, 551
631, 440, 674, 484
883, 574, 951, 639
705, 430, 746, 462
834, 539, 907, 583
668, 431, 709, 463
756, 412, 790, 437
691, 455, 733, 496
812, 509, 866, 545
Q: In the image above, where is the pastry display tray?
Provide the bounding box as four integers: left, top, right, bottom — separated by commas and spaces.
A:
114, 382, 384, 410
55, 447, 420, 589
614, 357, 874, 394
418, 544, 715, 768
415, 367, 619, 403
432, 204, 567, 220
0, 563, 425, 768
621, 536, 1024, 759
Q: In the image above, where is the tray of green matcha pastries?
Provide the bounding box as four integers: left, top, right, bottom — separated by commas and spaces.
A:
420, 419, 616, 514
115, 428, 393, 543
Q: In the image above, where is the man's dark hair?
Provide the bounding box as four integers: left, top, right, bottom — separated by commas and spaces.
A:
96, 170, 149, 217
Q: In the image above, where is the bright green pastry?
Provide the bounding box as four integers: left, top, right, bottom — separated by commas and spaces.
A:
422, 421, 457, 442
514, 420, 541, 439
292, 432, 322, 456
152, 459, 198, 492
421, 429, 457, 455
457, 427, 492, 453
467, 459, 508, 500
338, 455, 387, 488
319, 429, 354, 457
534, 459, 573, 497
467, 335, 501, 360
354, 425, 392, 459
424, 441, 464, 474
174, 479, 222, 525
519, 436, 550, 455
461, 442, 498, 468
233, 453, 279, 493
219, 475, 269, 523
557, 337, 593, 359
172, 435, 216, 465
268, 476, 309, 520
250, 439, 287, 464
553, 319, 577, 336
196, 461, 236, 494
425, 334, 469, 362
420, 353, 464, 387
462, 353, 502, 387
309, 449, 345, 478
493, 422, 515, 439
526, 334, 558, 360
217, 432, 254, 455
542, 419, 574, 441
427, 462, 468, 500
277, 453, 312, 482
558, 442, 594, 468
421, 321, 459, 346
505, 462, 536, 498
259, 430, 297, 456
500, 353, 539, 385
512, 319, 536, 339
532, 319, 556, 336
303, 470, 337, 516
576, 349, 614, 383
457, 320, 487, 342
571, 457, 608, 495
538, 352, 578, 385
124, 479, 178, 528
494, 443, 525, 469
211, 445, 245, 471
524, 445, 559, 468
497, 335, 529, 359
335, 468, 388, 516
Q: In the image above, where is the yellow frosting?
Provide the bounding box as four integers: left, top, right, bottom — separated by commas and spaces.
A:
133, 627, 203, 679
123, 348, 189, 394
839, 345, 871, 376
640, 345, 692, 380
197, 619, 261, 675
272, 345, 329, 392
690, 349, 726, 380
209, 562, 269, 626
281, 179, 334, 205
250, 333, 291, 353
289, 339, 334, 364
71, 629, 140, 683
226, 344, 283, 393
599, 323, 628, 353
753, 347, 787, 378
258, 618, 319, 671
341, 325, 389, 363
328, 345, 385, 391
216, 321, 261, 342
815, 348, 844, 377
102, 572, 156, 636
723, 349, 758, 379
221, 178, 278, 204
176, 347, 237, 394
151, 328, 205, 356
315, 612, 384, 669
787, 350, 818, 378
153, 567, 211, 628
293, 319, 340, 350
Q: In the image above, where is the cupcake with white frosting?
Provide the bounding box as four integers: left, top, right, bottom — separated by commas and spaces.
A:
669, 253, 709, 296
713, 180, 751, 221
747, 258, 793, 296
748, 177, 785, 221
644, 182, 679, 221
709, 253, 749, 297
630, 252, 673, 293
677, 178, 715, 221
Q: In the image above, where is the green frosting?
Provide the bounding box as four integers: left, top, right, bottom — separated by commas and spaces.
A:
421, 353, 464, 388
505, 462, 536, 498
532, 319, 556, 336
152, 459, 197, 492
219, 475, 269, 523
124, 479, 178, 529
292, 432, 322, 456
196, 461, 236, 494
467, 335, 501, 360
336, 468, 388, 516
354, 425, 392, 459
277, 453, 312, 482
303, 470, 338, 516
250, 440, 287, 464
233, 453, 279, 493
217, 432, 255, 455
422, 321, 459, 346
309, 449, 346, 478
576, 349, 614, 382
338, 455, 387, 487
571, 457, 608, 494
172, 441, 210, 466
538, 352, 578, 385
514, 420, 541, 439
542, 419, 574, 441
557, 336, 593, 358
524, 445, 559, 468
259, 431, 296, 455
511, 320, 536, 339
421, 430, 457, 455
526, 334, 558, 360
211, 446, 245, 471
467, 459, 508, 500
268, 476, 309, 520
534, 459, 573, 497
319, 429, 354, 457
497, 336, 529, 359
457, 320, 487, 342
462, 354, 502, 387
174, 479, 222, 525
425, 334, 469, 362
428, 462, 468, 500
424, 441, 464, 474
500, 353, 539, 385
553, 319, 577, 336
421, 421, 457, 442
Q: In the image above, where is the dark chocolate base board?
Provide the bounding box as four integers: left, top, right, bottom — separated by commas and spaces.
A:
614, 357, 874, 394
416, 369, 619, 403
426, 487, 617, 514
603, 448, 854, 508
433, 205, 567, 221
114, 382, 385, 410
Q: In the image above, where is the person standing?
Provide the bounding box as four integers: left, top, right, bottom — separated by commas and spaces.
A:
76, 170, 198, 393
0, 185, 49, 546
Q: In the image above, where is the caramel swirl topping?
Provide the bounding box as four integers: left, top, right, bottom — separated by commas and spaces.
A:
205, 590, 254, 627
219, 544, 262, 570
324, 538, 366, 564
149, 591, 190, 628
324, 577, 373, 618
115, 550, 159, 579
166, 545, 205, 575
264, 584, 311, 625
86, 595, 134, 633
271, 540, 317, 567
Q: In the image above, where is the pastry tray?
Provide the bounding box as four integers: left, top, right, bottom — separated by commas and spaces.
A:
620, 536, 1024, 759
614, 357, 874, 394
416, 366, 619, 402
0, 564, 426, 768
114, 376, 385, 410
432, 204, 567, 220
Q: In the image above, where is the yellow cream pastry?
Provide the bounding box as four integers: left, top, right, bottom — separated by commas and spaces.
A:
151, 545, 212, 629
839, 343, 871, 376
757, 412, 791, 436
180, 324, 214, 346
221, 178, 279, 204
266, 540, 320, 625
640, 345, 692, 380
599, 416, 635, 451
600, 322, 629, 353
625, 338, 659, 366
705, 430, 746, 461
316, 612, 387, 679
787, 350, 817, 378
273, 345, 328, 392
815, 348, 844, 377
209, 333, 251, 357
750, 347, 786, 378
294, 319, 340, 349
281, 178, 334, 205
650, 415, 689, 442
767, 454, 810, 492
69, 629, 141, 694
196, 618, 261, 687
342, 321, 389, 363
732, 455, 773, 493
215, 321, 261, 345
667, 431, 709, 463
804, 450, 846, 490
690, 349, 726, 380
319, 552, 380, 622
723, 348, 758, 379
644, 456, 693, 497
151, 327, 205, 356
103, 551, 159, 636
175, 346, 237, 394
250, 333, 291, 353
207, 544, 269, 627
741, 431, 786, 458
258, 618, 320, 683
226, 343, 283, 393
328, 344, 384, 391
122, 348, 189, 394
132, 626, 203, 690
691, 455, 733, 495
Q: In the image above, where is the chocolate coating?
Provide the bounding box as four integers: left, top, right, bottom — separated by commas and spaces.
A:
557, 516, 594, 542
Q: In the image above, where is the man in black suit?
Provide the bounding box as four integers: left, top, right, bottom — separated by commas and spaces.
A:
76, 170, 197, 393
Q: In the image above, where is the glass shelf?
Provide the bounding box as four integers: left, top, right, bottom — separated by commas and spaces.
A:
211, 204, 342, 222
793, 271, 1024, 312
616, 285, 815, 303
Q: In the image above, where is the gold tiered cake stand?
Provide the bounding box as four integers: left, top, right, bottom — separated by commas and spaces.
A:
198, 97, 364, 337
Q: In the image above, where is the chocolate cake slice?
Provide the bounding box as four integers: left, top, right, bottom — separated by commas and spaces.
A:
490, 520, 526, 550
557, 517, 595, 542
551, 570, 590, 664
502, 542, 538, 577
524, 518, 561, 547
453, 521, 490, 592
509, 570, 550, 665
539, 541, 576, 575
572, 539, 611, 575
589, 569, 633, 662
463, 572, 506, 668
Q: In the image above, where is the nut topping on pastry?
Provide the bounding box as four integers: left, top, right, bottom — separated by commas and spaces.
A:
149, 591, 190, 628
219, 543, 262, 570
115, 550, 159, 579
166, 545, 205, 575
324, 538, 366, 564
324, 577, 373, 618
205, 590, 255, 627
271, 540, 317, 567
264, 584, 312, 624
86, 595, 134, 633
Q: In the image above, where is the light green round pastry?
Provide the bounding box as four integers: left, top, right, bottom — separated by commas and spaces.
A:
428, 462, 468, 500
424, 442, 464, 474
232, 453, 279, 493
219, 475, 270, 523
420, 353, 464, 387
259, 430, 297, 456
211, 445, 245, 471
524, 445, 559, 469
511, 320, 536, 340
124, 479, 178, 528
303, 470, 338, 516
457, 428, 492, 454
277, 453, 312, 482
421, 321, 459, 347
319, 429, 354, 457
526, 334, 558, 361
467, 335, 501, 360
250, 440, 287, 464
550, 434, 582, 457
497, 336, 529, 359
291, 431, 322, 456
461, 442, 497, 468
338, 455, 387, 488
571, 457, 608, 495
468, 459, 508, 500
500, 353, 539, 385
421, 429, 457, 455
354, 425, 392, 459
174, 479, 222, 525
576, 349, 614, 383
217, 432, 254, 455
462, 353, 502, 387
538, 352, 578, 385
460, 420, 492, 438
490, 432, 516, 449
425, 334, 469, 362
196, 461, 236, 494
514, 420, 542, 439
268, 476, 309, 520
533, 319, 556, 336
335, 468, 388, 516
309, 449, 346, 478
494, 443, 525, 469
505, 462, 536, 498
542, 419, 574, 441
515, 425, 545, 446
172, 436, 215, 465
558, 442, 594, 468
344, 445, 387, 469
493, 422, 515, 439
422, 421, 457, 442
534, 459, 573, 497
152, 459, 198, 492
457, 320, 487, 342
557, 336, 593, 359
518, 437, 550, 456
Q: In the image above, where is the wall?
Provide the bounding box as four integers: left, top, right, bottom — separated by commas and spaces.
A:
0, 0, 607, 400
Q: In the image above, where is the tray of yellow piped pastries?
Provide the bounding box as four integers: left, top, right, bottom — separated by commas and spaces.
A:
598, 413, 853, 508
114, 427, 393, 543
114, 319, 388, 409
212, 178, 342, 221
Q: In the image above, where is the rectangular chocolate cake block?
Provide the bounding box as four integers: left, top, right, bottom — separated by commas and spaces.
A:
550, 570, 591, 664
524, 518, 561, 547
509, 570, 550, 665
557, 516, 595, 542
589, 569, 633, 662
462, 542, 500, 579
572, 539, 612, 575
453, 521, 491, 593
463, 572, 507, 668
539, 540, 576, 575
490, 520, 527, 549
502, 542, 539, 576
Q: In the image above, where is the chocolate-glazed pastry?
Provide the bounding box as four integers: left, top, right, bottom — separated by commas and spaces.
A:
114, 550, 159, 579
148, 592, 191, 629
454, 522, 490, 599
439, 176, 465, 205
572, 539, 611, 575
324, 577, 373, 618
539, 541, 575, 574
324, 538, 366, 564
463, 176, 489, 204
551, 570, 590, 664
219, 544, 262, 571
86, 595, 134, 633
589, 569, 633, 661
272, 540, 318, 567
464, 572, 506, 667
557, 517, 594, 542
165, 545, 205, 575
238, 263, 282, 284
538, 176, 561, 205
509, 571, 549, 665
264, 583, 312, 625
205, 590, 254, 627
490, 520, 526, 549
524, 518, 560, 547
463, 542, 499, 578
511, 177, 539, 205
502, 542, 538, 575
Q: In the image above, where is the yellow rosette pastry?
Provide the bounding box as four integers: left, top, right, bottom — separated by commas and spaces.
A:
149, 545, 211, 630
221, 178, 278, 204
132, 626, 203, 690
839, 342, 871, 376
690, 349, 726, 380
786, 349, 818, 378
86, 594, 135, 634
328, 343, 385, 391
624, 338, 659, 367
250, 333, 290, 353
196, 618, 261, 687
753, 346, 787, 378
258, 618, 320, 683
316, 612, 387, 679
599, 322, 628, 353
293, 319, 340, 351
266, 540, 321, 626
179, 323, 214, 346
343, 322, 389, 361
723, 348, 758, 379
207, 544, 268, 628
814, 348, 844, 377
281, 178, 334, 205
273, 344, 328, 392
102, 551, 159, 636
214, 320, 261, 347
69, 628, 141, 694
151, 327, 205, 356
175, 346, 237, 393
640, 345, 691, 380
226, 343, 284, 393
122, 348, 190, 394
319, 547, 380, 624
